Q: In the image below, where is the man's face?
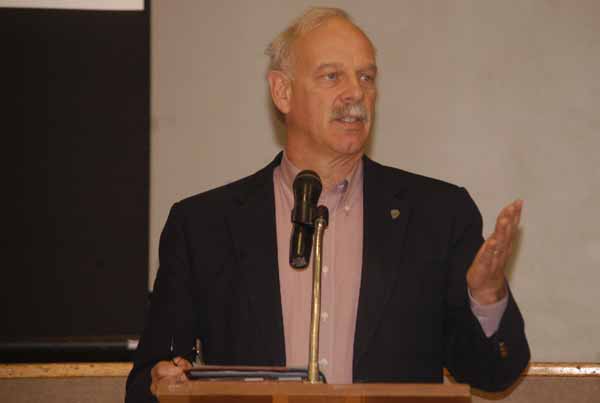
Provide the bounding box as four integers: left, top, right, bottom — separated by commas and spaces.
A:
285, 18, 377, 159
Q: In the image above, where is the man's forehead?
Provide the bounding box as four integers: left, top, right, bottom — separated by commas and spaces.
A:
315, 62, 378, 72
294, 20, 376, 64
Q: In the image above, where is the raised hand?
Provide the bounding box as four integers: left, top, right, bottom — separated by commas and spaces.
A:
467, 199, 523, 305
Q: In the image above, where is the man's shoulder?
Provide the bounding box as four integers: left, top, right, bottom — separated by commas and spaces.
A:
365, 157, 481, 226
173, 154, 280, 215
365, 157, 465, 197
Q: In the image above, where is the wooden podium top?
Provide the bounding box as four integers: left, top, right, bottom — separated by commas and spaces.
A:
157, 381, 471, 403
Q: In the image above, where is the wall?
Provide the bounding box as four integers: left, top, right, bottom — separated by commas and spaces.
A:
150, 1, 600, 362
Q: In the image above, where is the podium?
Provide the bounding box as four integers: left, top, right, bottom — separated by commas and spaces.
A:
156, 381, 471, 403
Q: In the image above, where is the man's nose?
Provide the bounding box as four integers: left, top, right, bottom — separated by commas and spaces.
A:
341, 75, 365, 103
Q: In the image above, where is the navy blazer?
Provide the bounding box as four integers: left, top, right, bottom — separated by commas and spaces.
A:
126, 154, 529, 402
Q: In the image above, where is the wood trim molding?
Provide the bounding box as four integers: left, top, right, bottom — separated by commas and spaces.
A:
0, 363, 132, 378
525, 362, 600, 376
0, 362, 598, 379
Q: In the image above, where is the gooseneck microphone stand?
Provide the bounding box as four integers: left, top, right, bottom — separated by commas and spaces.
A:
307, 206, 329, 384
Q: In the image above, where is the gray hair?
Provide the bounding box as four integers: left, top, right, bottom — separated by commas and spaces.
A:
265, 7, 353, 74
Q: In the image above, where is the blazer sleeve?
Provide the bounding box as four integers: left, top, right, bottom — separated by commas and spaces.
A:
443, 188, 530, 392
125, 203, 198, 403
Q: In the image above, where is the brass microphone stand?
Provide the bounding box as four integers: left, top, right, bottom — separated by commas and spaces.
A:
307, 206, 328, 384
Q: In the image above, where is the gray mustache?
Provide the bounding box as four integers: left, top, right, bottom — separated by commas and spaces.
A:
331, 103, 369, 122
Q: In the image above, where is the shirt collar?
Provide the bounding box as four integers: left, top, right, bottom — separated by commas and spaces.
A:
279, 151, 363, 209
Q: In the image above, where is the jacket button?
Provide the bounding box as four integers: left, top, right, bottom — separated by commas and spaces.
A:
499, 341, 508, 359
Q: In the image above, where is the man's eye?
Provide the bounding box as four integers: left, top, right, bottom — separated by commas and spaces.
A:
360, 73, 374, 82
324, 72, 338, 80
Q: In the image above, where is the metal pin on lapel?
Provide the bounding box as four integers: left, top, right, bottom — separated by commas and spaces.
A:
390, 209, 401, 220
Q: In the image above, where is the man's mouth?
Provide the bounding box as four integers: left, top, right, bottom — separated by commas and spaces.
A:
337, 116, 364, 123
331, 102, 369, 125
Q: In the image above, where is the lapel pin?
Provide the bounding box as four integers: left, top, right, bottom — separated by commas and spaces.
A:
390, 209, 401, 220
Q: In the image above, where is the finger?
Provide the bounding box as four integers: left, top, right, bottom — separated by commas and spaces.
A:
514, 200, 523, 227
498, 199, 520, 226
494, 210, 505, 235
479, 237, 499, 267
152, 361, 184, 381
509, 199, 524, 246
492, 232, 513, 275
176, 372, 190, 383
490, 245, 502, 275
496, 208, 516, 252
505, 232, 514, 259
505, 219, 516, 255
503, 218, 512, 248
503, 199, 522, 227
494, 217, 508, 249
493, 219, 511, 270
489, 234, 509, 277
501, 201, 515, 218
493, 252, 505, 273
172, 357, 193, 370
504, 222, 520, 262
151, 364, 161, 381
504, 201, 523, 256
494, 204, 514, 238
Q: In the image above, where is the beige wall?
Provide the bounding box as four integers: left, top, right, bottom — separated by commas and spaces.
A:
151, 1, 600, 362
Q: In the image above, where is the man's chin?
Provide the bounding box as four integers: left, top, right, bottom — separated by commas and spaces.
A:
335, 130, 369, 153
329, 139, 368, 157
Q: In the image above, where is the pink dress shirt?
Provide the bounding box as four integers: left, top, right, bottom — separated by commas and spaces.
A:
273, 153, 506, 384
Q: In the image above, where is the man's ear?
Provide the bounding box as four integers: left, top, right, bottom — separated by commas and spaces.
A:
267, 70, 292, 115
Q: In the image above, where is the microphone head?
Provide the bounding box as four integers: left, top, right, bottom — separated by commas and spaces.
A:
289, 170, 322, 269
292, 170, 322, 226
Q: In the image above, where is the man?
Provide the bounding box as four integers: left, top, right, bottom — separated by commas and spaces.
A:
126, 7, 529, 402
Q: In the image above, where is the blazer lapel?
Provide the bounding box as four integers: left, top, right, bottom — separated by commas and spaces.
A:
227, 154, 286, 365
354, 157, 412, 368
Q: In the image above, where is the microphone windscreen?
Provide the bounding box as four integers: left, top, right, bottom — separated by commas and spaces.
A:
292, 170, 322, 226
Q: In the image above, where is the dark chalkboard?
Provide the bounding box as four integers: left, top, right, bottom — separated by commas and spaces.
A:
0, 3, 150, 362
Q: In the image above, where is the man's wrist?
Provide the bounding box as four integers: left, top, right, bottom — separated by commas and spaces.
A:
470, 285, 507, 305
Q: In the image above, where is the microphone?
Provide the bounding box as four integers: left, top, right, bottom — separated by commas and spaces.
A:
289, 170, 322, 269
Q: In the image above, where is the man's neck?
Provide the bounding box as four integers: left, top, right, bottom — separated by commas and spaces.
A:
284, 145, 363, 190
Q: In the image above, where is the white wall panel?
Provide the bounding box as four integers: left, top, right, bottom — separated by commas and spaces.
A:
151, 1, 600, 361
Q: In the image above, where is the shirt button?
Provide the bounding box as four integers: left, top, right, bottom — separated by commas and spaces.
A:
323, 265, 329, 273
344, 205, 350, 212
319, 358, 328, 367
321, 312, 329, 322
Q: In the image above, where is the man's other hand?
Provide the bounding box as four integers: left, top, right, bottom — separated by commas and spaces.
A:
150, 357, 192, 396
467, 199, 523, 305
